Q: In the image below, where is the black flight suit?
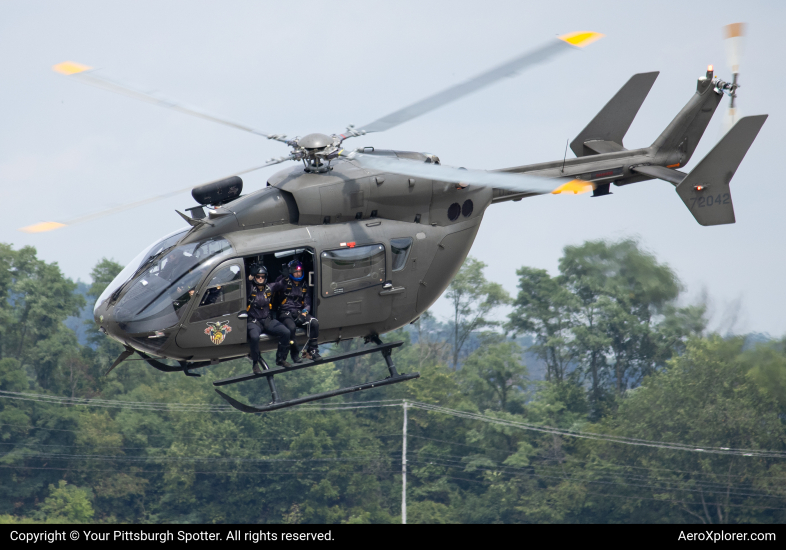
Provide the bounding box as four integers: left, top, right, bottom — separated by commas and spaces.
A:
246, 281, 291, 365
271, 276, 319, 359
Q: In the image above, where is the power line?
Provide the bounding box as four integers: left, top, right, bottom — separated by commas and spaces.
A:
401, 434, 786, 482
407, 458, 785, 500
410, 458, 784, 500
433, 475, 786, 512
0, 464, 402, 477
407, 402, 786, 459
2, 391, 785, 458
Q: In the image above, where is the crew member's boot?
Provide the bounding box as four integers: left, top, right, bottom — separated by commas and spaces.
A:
275, 347, 291, 368
252, 361, 262, 375
305, 345, 321, 361
290, 342, 304, 364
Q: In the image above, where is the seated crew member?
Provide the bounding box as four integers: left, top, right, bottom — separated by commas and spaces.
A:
246, 265, 293, 370
271, 260, 321, 361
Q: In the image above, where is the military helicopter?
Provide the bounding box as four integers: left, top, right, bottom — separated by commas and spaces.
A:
24, 29, 766, 413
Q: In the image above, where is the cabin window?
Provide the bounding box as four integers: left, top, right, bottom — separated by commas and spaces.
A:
390, 238, 413, 271
190, 264, 243, 322
321, 244, 386, 297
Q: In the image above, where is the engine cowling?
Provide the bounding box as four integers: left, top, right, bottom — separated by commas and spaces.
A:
192, 176, 243, 206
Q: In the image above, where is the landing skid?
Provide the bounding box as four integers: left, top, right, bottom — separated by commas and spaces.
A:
216, 373, 419, 413
214, 338, 419, 413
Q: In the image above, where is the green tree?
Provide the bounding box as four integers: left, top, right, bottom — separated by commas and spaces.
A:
445, 257, 510, 368
510, 239, 706, 413
507, 266, 578, 384
459, 334, 529, 413
560, 239, 683, 394
86, 258, 123, 301
1, 245, 85, 390
590, 336, 786, 524
36, 481, 94, 523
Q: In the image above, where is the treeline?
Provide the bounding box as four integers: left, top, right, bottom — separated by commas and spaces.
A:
0, 240, 785, 524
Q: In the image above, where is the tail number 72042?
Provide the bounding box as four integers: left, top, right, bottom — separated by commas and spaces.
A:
690, 193, 731, 209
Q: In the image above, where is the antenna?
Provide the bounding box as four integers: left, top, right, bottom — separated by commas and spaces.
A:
561, 138, 569, 173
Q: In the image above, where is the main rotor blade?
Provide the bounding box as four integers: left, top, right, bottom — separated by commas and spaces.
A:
18, 163, 271, 234
348, 32, 603, 136
343, 151, 591, 196
52, 62, 290, 143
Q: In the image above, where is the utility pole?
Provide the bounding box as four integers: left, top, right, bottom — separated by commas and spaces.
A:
402, 400, 408, 524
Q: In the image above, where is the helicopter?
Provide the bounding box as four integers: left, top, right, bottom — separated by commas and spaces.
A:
22, 28, 767, 413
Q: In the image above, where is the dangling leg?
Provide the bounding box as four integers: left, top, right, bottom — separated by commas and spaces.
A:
279, 314, 303, 364
298, 316, 310, 358
247, 321, 264, 374
259, 318, 289, 402
304, 316, 321, 360
265, 318, 292, 368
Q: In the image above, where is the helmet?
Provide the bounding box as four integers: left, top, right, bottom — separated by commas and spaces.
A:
288, 260, 304, 281
251, 265, 268, 279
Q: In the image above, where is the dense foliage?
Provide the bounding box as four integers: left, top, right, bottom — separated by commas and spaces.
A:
0, 241, 784, 524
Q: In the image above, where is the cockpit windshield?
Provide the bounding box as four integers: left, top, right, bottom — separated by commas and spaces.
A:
113, 236, 233, 333
95, 228, 190, 314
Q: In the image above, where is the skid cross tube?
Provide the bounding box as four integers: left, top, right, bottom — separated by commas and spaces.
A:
367, 334, 399, 377
258, 356, 280, 402
213, 339, 417, 413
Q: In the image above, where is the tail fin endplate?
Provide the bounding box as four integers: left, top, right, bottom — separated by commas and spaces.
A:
674, 115, 767, 226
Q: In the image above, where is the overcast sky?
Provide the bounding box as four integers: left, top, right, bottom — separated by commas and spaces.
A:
2, 1, 783, 335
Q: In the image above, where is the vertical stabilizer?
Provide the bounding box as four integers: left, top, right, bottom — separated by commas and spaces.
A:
675, 115, 767, 226
570, 72, 659, 157
651, 69, 724, 168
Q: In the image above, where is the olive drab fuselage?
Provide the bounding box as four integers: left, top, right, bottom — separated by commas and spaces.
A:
94, 154, 492, 362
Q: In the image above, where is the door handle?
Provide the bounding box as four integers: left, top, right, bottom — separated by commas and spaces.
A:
379, 286, 405, 296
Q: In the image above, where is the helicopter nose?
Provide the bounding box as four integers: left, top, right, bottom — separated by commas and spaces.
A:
94, 301, 128, 345
94, 298, 178, 356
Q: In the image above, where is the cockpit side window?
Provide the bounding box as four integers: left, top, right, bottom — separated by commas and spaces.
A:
113, 237, 232, 333
95, 227, 189, 311
190, 264, 243, 323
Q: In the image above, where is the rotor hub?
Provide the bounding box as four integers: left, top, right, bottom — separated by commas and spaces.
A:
298, 133, 333, 150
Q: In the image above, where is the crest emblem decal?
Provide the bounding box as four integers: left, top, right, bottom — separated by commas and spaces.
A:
204, 320, 232, 345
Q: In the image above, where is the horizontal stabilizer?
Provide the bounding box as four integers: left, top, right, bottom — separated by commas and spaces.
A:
583, 140, 626, 154
571, 71, 659, 157
675, 115, 767, 226
631, 165, 687, 185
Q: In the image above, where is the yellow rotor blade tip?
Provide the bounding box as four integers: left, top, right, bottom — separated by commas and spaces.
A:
52, 61, 92, 75
552, 180, 595, 195
724, 23, 745, 39
558, 31, 605, 48
19, 222, 67, 233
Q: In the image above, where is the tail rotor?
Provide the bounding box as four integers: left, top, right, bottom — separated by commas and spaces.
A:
721, 22, 746, 133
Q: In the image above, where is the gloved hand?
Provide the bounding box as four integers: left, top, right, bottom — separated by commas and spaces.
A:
298, 310, 308, 322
